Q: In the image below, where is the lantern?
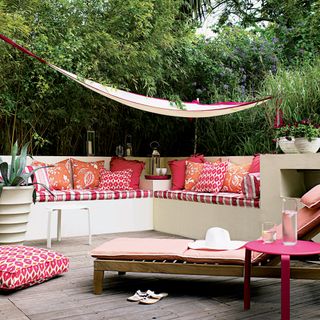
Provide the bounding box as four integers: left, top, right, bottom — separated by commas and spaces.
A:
150, 141, 160, 175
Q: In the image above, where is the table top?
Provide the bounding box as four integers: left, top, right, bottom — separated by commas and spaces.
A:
245, 240, 320, 256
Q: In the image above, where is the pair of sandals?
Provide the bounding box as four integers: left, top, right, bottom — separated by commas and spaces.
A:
127, 290, 168, 304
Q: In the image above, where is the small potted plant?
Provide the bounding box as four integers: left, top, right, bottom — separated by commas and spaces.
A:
0, 142, 49, 244
291, 120, 320, 153
274, 124, 299, 154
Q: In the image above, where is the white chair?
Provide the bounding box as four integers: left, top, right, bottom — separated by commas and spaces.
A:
47, 204, 91, 248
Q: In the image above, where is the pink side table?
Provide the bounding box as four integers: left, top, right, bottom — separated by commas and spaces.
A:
244, 240, 320, 320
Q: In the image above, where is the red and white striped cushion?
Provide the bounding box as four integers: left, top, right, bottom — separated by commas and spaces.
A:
242, 173, 260, 199
192, 161, 228, 193
35, 189, 153, 202
0, 246, 69, 290
154, 190, 260, 208
98, 168, 133, 191
25, 165, 50, 192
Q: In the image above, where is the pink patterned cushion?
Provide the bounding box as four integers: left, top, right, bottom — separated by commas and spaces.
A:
192, 161, 228, 193
242, 173, 261, 199
98, 168, 133, 191
0, 246, 69, 290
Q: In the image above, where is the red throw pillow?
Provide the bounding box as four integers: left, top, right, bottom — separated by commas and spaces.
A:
169, 154, 205, 190
249, 154, 260, 173
99, 168, 133, 191
192, 161, 228, 193
300, 184, 320, 208
110, 157, 145, 189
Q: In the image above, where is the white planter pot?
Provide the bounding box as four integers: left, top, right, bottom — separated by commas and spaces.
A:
0, 186, 34, 245
278, 137, 299, 154
294, 137, 320, 153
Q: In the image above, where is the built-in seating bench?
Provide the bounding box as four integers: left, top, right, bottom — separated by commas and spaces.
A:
1, 153, 317, 243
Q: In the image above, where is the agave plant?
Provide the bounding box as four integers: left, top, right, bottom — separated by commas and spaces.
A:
0, 141, 51, 201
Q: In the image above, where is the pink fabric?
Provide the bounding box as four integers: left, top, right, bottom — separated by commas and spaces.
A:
249, 155, 260, 173
300, 185, 320, 208
110, 157, 145, 190
192, 161, 228, 193
91, 238, 192, 260
35, 189, 152, 202
183, 248, 264, 265
91, 238, 263, 264
242, 173, 260, 199
0, 246, 69, 290
25, 165, 50, 192
153, 190, 260, 208
168, 155, 205, 190
98, 168, 133, 191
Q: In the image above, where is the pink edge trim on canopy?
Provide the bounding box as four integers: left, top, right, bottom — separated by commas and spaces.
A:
0, 34, 272, 118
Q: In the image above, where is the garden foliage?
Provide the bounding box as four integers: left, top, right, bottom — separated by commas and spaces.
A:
0, 0, 319, 156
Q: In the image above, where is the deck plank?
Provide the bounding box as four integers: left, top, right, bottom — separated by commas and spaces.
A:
1, 231, 320, 319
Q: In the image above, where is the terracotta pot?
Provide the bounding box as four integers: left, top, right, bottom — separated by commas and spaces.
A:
0, 186, 33, 245
294, 137, 320, 153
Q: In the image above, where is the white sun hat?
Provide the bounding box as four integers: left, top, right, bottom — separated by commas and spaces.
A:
188, 227, 247, 250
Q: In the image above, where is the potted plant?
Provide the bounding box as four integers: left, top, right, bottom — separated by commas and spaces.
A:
274, 125, 299, 154
291, 120, 320, 153
275, 120, 320, 153
0, 142, 46, 244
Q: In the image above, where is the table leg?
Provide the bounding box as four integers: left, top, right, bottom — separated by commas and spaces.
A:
281, 254, 290, 320
47, 209, 52, 248
57, 209, 62, 241
244, 249, 252, 310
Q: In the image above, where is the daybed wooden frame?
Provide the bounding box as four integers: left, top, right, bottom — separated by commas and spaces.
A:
93, 225, 320, 295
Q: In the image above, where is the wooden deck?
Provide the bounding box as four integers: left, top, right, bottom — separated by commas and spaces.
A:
1, 230, 320, 320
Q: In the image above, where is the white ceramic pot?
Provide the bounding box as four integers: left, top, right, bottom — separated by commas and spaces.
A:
278, 137, 299, 154
0, 186, 33, 245
294, 137, 320, 153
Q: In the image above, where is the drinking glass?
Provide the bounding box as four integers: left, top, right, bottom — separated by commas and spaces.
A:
282, 198, 298, 246
262, 222, 276, 243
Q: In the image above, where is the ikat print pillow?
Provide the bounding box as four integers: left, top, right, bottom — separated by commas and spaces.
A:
98, 168, 133, 191
0, 246, 69, 290
192, 161, 228, 193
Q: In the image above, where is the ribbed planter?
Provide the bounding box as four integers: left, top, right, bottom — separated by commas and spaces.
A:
294, 137, 320, 153
278, 137, 299, 154
0, 186, 34, 245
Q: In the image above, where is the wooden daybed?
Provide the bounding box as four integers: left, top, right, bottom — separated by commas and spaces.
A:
92, 206, 320, 294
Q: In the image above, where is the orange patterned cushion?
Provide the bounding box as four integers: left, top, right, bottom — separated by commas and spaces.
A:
32, 159, 72, 190
221, 162, 251, 193
71, 159, 105, 189
184, 161, 204, 190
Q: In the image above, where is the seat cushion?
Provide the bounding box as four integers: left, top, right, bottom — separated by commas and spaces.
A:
91, 238, 192, 260
0, 246, 69, 290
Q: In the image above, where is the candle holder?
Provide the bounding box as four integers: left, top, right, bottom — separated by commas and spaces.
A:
86, 130, 95, 156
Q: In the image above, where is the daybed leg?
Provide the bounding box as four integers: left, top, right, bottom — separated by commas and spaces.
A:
94, 270, 104, 295
118, 271, 126, 276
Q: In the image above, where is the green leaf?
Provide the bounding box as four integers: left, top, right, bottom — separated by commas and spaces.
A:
0, 183, 3, 197
10, 176, 26, 186
0, 162, 9, 185
16, 142, 30, 176
9, 141, 18, 182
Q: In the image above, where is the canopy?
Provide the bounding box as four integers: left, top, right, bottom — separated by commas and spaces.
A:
0, 34, 271, 118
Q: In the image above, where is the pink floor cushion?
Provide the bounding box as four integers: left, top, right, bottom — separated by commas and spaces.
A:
0, 246, 69, 290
